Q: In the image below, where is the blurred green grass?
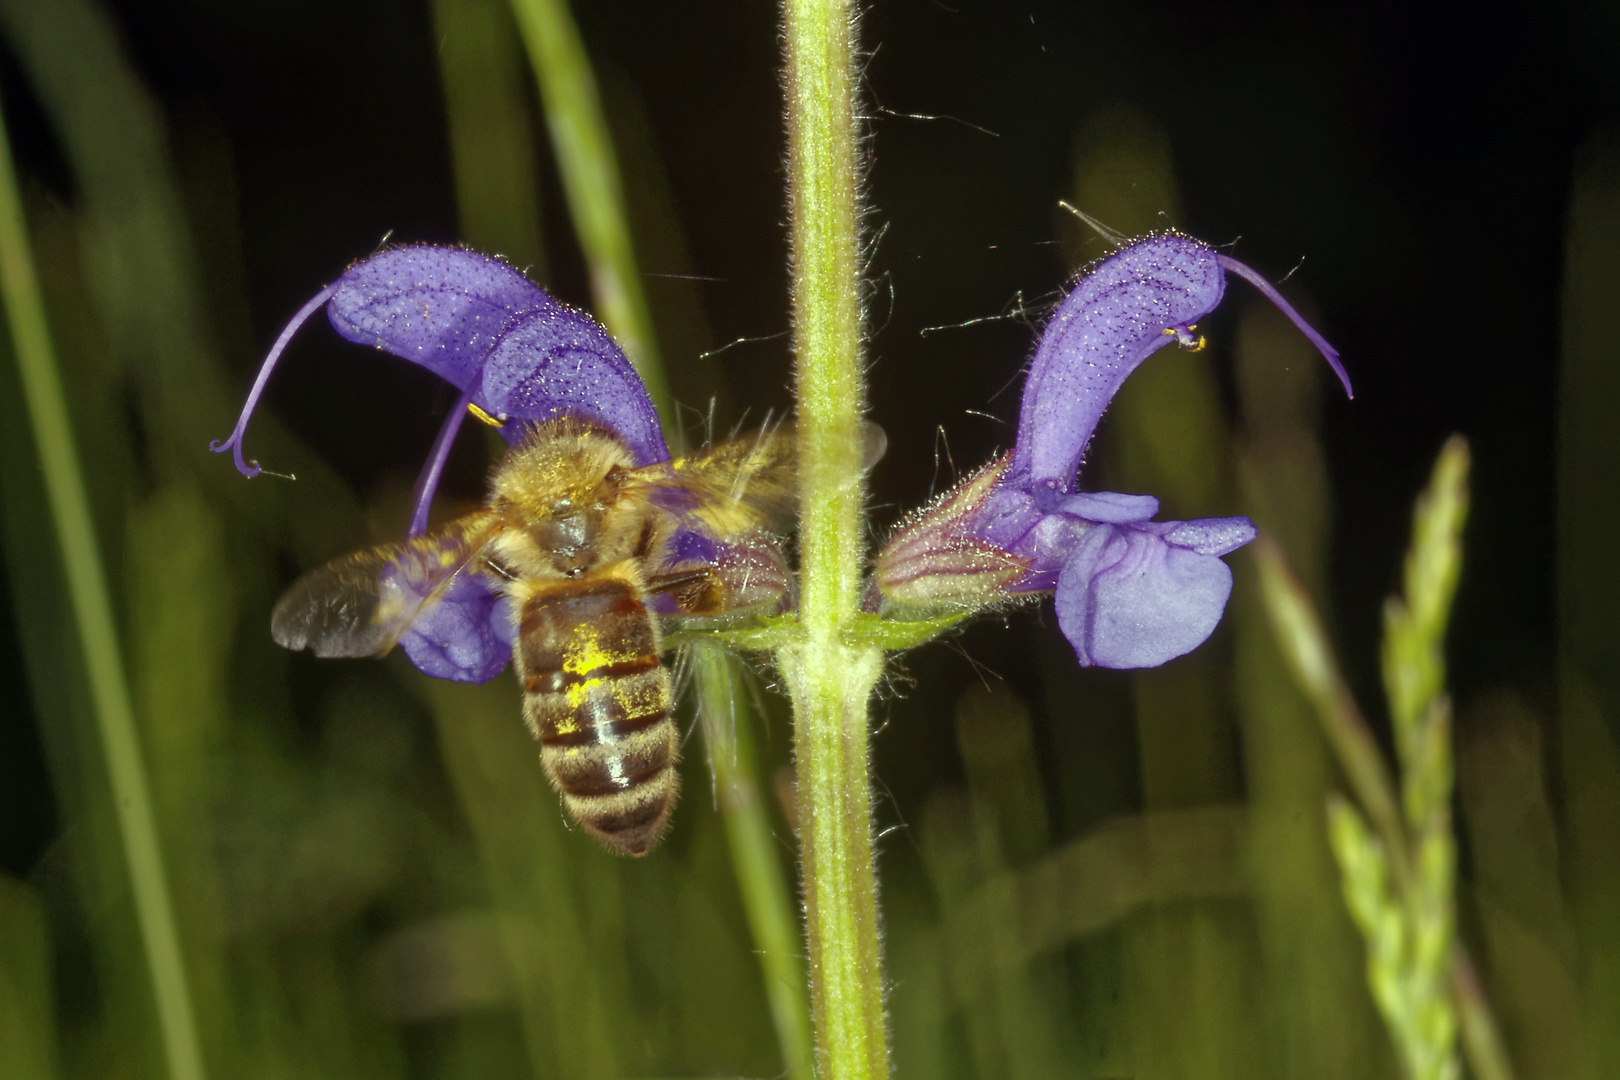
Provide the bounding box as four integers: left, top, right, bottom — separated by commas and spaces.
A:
0, 1, 1614, 1078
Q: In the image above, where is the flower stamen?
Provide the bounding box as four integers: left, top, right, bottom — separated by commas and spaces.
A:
1216, 252, 1353, 398
407, 383, 477, 537
209, 284, 338, 477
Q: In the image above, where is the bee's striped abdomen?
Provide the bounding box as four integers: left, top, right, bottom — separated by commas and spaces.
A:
516, 578, 677, 856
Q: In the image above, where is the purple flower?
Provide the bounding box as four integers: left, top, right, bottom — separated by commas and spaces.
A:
214, 245, 670, 683
214, 245, 668, 482
877, 232, 1351, 669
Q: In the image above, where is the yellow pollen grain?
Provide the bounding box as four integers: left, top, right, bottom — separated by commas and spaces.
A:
564, 676, 608, 708
610, 677, 652, 716
564, 627, 619, 678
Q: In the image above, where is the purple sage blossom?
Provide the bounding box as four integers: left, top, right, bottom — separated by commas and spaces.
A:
878, 232, 1352, 669
213, 245, 673, 684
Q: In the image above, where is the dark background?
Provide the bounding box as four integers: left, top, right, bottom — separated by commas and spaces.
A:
0, 0, 1607, 905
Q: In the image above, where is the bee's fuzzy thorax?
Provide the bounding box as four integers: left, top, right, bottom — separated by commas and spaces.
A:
484, 417, 673, 582
490, 418, 638, 516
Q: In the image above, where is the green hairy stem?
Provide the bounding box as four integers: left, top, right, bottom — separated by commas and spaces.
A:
779, 2, 890, 1078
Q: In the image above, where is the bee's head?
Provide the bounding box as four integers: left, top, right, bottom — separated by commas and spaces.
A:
490, 420, 645, 578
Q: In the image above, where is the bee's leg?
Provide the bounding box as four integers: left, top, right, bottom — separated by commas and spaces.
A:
646, 566, 726, 615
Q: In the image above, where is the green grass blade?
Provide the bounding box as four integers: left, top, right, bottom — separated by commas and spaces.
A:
425, 676, 622, 1080
1261, 441, 1516, 1080
693, 644, 814, 1080
505, 0, 670, 418
1556, 131, 1620, 1080
432, 0, 546, 275
1233, 294, 1384, 1078
0, 90, 206, 1080
938, 805, 1246, 994
1448, 952, 1515, 1080
1383, 436, 1468, 831
1251, 536, 1409, 887
1384, 438, 1516, 1080
0, 875, 61, 1078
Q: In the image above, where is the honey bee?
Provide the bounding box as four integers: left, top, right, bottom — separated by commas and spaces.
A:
270, 415, 796, 856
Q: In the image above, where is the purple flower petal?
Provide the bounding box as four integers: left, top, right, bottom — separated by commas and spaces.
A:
475, 308, 665, 463
213, 245, 669, 482
1054, 521, 1238, 669
1010, 234, 1227, 506
327, 245, 556, 392
396, 574, 517, 685
218, 245, 692, 688
1161, 516, 1258, 556
1005, 234, 1351, 507
969, 476, 1045, 552
1054, 490, 1160, 524
328, 246, 667, 466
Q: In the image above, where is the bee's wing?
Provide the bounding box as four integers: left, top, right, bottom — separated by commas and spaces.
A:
271, 510, 504, 658
638, 420, 799, 536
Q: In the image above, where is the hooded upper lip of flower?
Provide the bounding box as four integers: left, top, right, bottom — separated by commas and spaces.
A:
212, 244, 668, 488
212, 245, 682, 684
877, 230, 1351, 669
